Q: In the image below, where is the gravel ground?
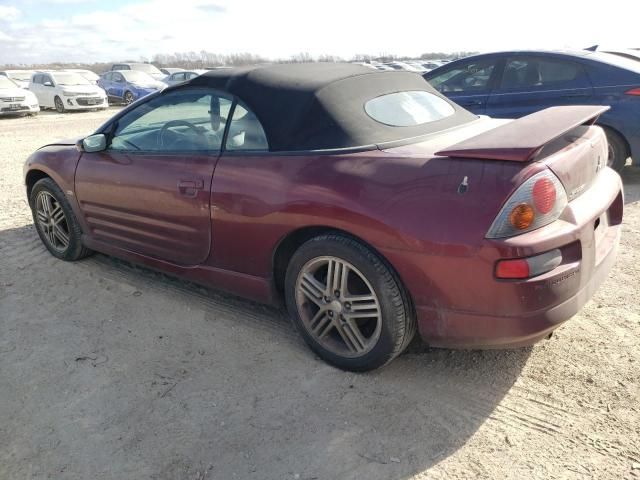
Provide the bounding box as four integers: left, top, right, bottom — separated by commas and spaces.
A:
0, 110, 639, 480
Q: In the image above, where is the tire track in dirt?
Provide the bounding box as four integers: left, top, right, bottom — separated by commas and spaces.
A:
76, 254, 298, 341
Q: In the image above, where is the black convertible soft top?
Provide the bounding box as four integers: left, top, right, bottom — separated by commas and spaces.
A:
188, 63, 476, 152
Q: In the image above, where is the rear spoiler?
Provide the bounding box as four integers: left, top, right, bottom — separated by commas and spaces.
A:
436, 105, 610, 162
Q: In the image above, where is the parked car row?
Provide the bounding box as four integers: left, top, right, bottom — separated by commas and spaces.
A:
0, 63, 210, 116
3, 49, 640, 172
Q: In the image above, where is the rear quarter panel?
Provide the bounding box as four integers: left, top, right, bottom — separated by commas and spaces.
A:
209, 144, 524, 296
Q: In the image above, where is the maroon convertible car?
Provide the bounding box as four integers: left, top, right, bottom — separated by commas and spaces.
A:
24, 64, 623, 371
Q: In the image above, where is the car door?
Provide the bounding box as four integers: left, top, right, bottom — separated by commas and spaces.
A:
40, 74, 56, 108
485, 55, 594, 119
111, 72, 126, 99
100, 72, 114, 98
74, 88, 233, 265
29, 74, 43, 104
425, 57, 502, 114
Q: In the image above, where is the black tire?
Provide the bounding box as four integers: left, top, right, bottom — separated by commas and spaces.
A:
604, 128, 628, 173
30, 178, 92, 261
284, 234, 416, 372
54, 96, 65, 113
124, 91, 134, 105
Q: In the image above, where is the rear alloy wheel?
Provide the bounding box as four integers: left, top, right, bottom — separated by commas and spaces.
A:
54, 96, 65, 113
124, 91, 134, 105
30, 178, 92, 261
285, 234, 416, 371
604, 128, 628, 173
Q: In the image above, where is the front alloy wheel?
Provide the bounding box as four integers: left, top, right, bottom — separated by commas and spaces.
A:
30, 177, 92, 261
124, 91, 134, 104
35, 191, 70, 252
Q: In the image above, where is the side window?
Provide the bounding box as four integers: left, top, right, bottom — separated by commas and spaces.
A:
113, 73, 124, 83
173, 73, 185, 82
43, 75, 52, 86
186, 73, 198, 80
500, 58, 580, 89
225, 103, 269, 151
103, 72, 112, 82
109, 88, 232, 152
428, 60, 497, 93
32, 74, 41, 84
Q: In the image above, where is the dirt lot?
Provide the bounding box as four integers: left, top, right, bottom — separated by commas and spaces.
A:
1, 109, 639, 480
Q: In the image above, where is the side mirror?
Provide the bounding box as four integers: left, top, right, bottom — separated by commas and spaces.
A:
44, 82, 53, 87
79, 134, 107, 153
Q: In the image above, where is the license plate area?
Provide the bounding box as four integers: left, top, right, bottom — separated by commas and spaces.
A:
9, 104, 22, 110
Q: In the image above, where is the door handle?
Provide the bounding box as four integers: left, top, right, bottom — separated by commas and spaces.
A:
178, 179, 204, 198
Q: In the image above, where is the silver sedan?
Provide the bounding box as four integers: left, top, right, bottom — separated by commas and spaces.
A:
162, 70, 207, 86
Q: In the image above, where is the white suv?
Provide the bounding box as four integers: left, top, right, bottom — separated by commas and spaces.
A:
29, 71, 108, 113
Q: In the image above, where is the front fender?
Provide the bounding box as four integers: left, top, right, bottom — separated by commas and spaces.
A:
24, 144, 85, 228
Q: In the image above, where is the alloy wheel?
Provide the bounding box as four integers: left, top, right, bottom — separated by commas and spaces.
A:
35, 191, 70, 252
54, 97, 64, 113
124, 92, 134, 104
295, 256, 382, 358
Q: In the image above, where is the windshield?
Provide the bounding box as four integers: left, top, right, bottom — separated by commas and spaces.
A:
365, 90, 456, 127
75, 71, 99, 81
52, 73, 91, 86
121, 70, 156, 83
0, 76, 18, 88
6, 71, 32, 82
131, 64, 163, 75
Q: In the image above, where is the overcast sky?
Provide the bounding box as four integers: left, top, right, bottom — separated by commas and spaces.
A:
0, 0, 638, 65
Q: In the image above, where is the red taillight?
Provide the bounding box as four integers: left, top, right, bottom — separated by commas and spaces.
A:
625, 87, 640, 96
532, 177, 556, 214
495, 259, 530, 279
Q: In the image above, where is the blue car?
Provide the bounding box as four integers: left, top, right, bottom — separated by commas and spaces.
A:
424, 50, 640, 171
98, 70, 165, 105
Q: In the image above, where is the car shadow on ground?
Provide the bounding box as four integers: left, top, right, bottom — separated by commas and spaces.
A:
0, 223, 532, 480
622, 166, 640, 205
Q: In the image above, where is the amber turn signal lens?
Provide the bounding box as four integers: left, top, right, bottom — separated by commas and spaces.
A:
508, 203, 535, 230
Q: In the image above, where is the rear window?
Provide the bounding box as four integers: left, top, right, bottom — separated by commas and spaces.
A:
364, 90, 455, 127
589, 52, 640, 74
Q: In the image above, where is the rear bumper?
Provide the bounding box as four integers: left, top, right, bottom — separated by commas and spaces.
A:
382, 167, 623, 349
416, 226, 619, 348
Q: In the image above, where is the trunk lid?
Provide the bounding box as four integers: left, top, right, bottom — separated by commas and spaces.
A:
434, 105, 610, 201
537, 124, 609, 201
